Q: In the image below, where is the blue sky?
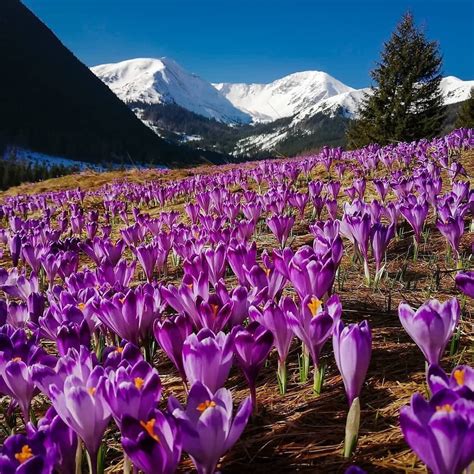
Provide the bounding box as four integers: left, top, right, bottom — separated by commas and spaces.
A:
24, 0, 474, 88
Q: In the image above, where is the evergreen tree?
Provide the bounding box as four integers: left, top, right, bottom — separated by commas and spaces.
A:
347, 12, 446, 148
455, 88, 474, 128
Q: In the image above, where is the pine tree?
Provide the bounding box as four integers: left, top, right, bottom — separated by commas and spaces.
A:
347, 12, 446, 148
455, 88, 474, 128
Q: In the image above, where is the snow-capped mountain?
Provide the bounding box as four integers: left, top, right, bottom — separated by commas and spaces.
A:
439, 76, 474, 105
214, 71, 354, 122
92, 58, 251, 124
306, 76, 474, 120
92, 56, 473, 157
232, 76, 474, 155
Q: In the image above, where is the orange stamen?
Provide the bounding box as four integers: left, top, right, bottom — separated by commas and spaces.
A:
134, 377, 145, 390
11, 357, 22, 363
436, 404, 454, 413
453, 369, 465, 386
140, 419, 160, 443
197, 400, 216, 412
15, 445, 33, 464
210, 304, 219, 317
88, 387, 96, 396
308, 297, 322, 317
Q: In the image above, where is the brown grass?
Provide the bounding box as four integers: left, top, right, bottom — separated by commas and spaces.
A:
0, 150, 473, 474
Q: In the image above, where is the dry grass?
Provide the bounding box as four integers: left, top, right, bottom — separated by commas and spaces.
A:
0, 150, 473, 473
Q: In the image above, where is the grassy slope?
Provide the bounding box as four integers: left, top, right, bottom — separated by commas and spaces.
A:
0, 151, 473, 473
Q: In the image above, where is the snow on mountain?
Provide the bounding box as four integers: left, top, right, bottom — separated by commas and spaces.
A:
214, 71, 354, 123
92, 58, 251, 124
440, 76, 474, 105
290, 76, 473, 122
232, 76, 474, 155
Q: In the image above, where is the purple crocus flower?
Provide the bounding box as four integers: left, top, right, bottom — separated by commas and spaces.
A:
31, 406, 78, 474
400, 201, 429, 244
153, 314, 193, 382
56, 320, 91, 356
333, 320, 372, 458
373, 178, 389, 201
370, 223, 395, 273
121, 409, 182, 474
398, 298, 460, 365
49, 366, 110, 473
96, 285, 161, 345
231, 322, 273, 409
182, 329, 233, 393
400, 389, 474, 474
169, 381, 252, 474
284, 294, 342, 393
134, 243, 158, 282
436, 215, 465, 259
227, 241, 257, 286
333, 320, 372, 405
428, 364, 474, 396
8, 234, 22, 267
0, 328, 54, 422
0, 430, 55, 474
455, 271, 474, 298
103, 359, 162, 426
266, 215, 295, 248
249, 301, 293, 393
33, 348, 111, 473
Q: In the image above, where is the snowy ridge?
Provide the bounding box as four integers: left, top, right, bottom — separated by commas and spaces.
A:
214, 71, 354, 123
440, 76, 474, 105
92, 58, 251, 124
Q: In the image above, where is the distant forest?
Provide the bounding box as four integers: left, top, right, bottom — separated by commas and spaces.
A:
0, 153, 76, 191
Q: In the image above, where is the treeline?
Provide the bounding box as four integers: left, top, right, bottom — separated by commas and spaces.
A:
0, 155, 76, 191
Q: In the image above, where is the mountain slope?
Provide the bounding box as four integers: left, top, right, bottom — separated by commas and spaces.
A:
233, 77, 474, 156
0, 0, 220, 167
214, 71, 354, 122
92, 58, 251, 124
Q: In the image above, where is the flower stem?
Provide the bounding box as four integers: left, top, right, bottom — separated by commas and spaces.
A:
75, 442, 83, 474
413, 237, 418, 262
313, 362, 326, 395
277, 359, 287, 395
123, 454, 131, 474
298, 344, 310, 383
87, 449, 98, 474
344, 397, 360, 458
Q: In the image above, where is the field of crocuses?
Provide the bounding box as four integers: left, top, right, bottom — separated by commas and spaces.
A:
0, 128, 473, 474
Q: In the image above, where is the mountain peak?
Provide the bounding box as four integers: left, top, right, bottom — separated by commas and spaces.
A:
214, 70, 354, 122
92, 58, 251, 124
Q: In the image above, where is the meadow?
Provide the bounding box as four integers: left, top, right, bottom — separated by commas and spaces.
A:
0, 128, 473, 473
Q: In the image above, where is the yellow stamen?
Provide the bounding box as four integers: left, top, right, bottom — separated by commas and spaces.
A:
436, 404, 454, 413
140, 419, 160, 443
134, 377, 145, 390
187, 283, 193, 289
115, 347, 124, 353
88, 387, 96, 396
308, 297, 322, 317
210, 304, 219, 317
197, 400, 216, 412
11, 357, 22, 363
265, 268, 271, 277
119, 298, 125, 304
453, 369, 465, 386
15, 445, 33, 464
77, 303, 86, 311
